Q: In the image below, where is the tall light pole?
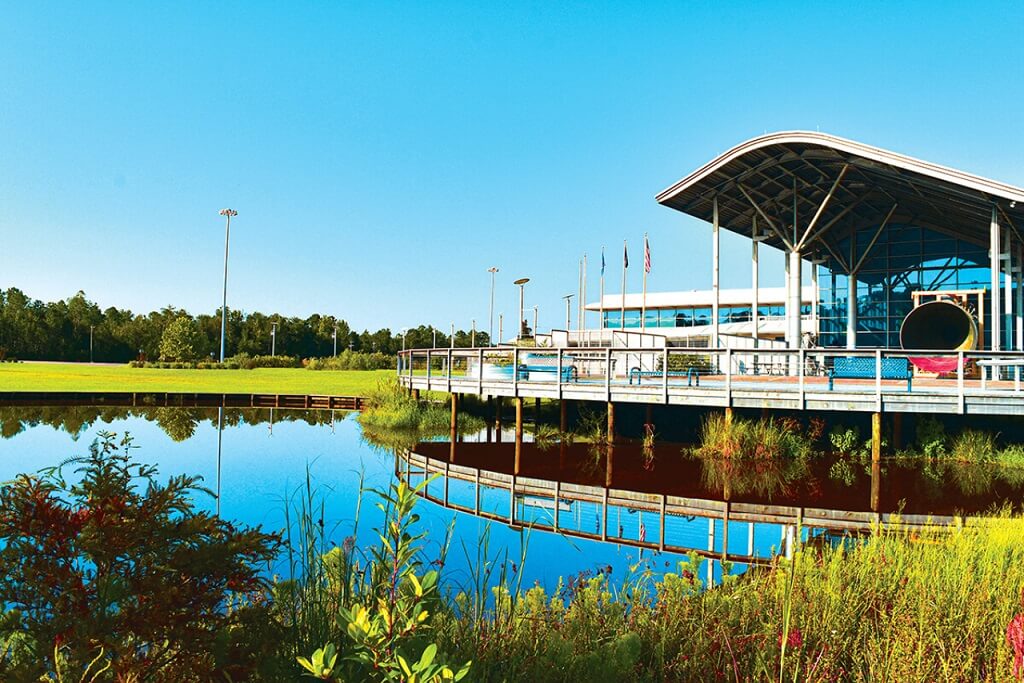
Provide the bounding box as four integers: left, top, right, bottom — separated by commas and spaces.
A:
89, 325, 94, 363
401, 327, 408, 351
514, 278, 530, 341
533, 305, 538, 339
332, 322, 338, 357
562, 294, 574, 330
498, 314, 503, 344
450, 322, 455, 348
432, 327, 437, 348
218, 209, 237, 362
271, 322, 277, 357
471, 319, 476, 347
487, 267, 499, 347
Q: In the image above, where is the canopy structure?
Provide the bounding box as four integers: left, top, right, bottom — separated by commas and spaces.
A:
655, 131, 1024, 351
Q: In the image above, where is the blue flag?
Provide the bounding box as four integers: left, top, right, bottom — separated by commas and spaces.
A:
601, 248, 605, 276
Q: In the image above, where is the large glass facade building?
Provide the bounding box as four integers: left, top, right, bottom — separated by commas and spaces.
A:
817, 223, 1002, 348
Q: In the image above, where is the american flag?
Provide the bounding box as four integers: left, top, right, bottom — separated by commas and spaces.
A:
644, 234, 651, 274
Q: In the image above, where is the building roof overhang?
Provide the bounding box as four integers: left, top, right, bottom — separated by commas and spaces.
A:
656, 131, 1024, 273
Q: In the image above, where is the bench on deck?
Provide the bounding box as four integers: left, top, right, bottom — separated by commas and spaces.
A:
828, 357, 912, 391
628, 367, 700, 386
517, 364, 578, 382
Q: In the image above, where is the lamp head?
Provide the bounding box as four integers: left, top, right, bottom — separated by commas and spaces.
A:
219, 208, 238, 217
513, 277, 530, 286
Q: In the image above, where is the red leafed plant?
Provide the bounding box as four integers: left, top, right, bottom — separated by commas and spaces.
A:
1009, 609, 1024, 680
0, 432, 281, 681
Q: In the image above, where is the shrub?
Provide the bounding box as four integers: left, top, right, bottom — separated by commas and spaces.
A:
950, 428, 998, 464
916, 415, 948, 458
305, 350, 393, 371
0, 433, 280, 681
692, 413, 812, 460
357, 377, 483, 434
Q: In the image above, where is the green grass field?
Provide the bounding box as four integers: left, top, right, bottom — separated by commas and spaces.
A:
0, 362, 392, 396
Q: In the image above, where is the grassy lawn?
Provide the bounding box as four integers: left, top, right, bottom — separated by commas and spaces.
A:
0, 362, 393, 396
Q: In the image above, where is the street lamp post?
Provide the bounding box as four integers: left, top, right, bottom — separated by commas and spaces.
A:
271, 322, 277, 357
432, 327, 437, 348
332, 323, 338, 357
533, 305, 538, 339
487, 267, 499, 347
498, 314, 503, 344
89, 325, 94, 363
514, 278, 530, 341
471, 319, 476, 347
562, 294, 574, 330
217, 209, 237, 363
450, 322, 455, 348
401, 328, 408, 351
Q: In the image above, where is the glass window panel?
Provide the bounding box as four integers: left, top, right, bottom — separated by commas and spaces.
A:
623, 310, 641, 328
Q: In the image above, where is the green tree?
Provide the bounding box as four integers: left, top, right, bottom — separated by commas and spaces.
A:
159, 315, 202, 362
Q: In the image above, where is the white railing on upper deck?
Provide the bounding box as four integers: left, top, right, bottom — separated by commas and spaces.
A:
396, 345, 1024, 414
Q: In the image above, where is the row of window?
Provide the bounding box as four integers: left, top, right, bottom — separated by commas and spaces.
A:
600, 304, 811, 329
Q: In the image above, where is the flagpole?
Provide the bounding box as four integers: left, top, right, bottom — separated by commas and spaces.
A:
621, 240, 627, 330
641, 233, 648, 329
577, 259, 583, 331
599, 246, 605, 340
582, 253, 587, 331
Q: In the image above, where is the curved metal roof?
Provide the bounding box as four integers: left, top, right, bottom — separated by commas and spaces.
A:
656, 131, 1024, 272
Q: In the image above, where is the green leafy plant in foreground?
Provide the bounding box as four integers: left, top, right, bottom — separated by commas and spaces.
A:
296, 477, 470, 682
0, 432, 280, 681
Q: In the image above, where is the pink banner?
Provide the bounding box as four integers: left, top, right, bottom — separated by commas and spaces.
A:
909, 356, 962, 374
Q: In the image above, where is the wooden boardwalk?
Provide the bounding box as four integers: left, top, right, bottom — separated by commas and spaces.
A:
0, 391, 363, 410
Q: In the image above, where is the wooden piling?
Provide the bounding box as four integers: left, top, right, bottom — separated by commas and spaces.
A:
560, 399, 569, 433
871, 411, 882, 462
606, 401, 616, 444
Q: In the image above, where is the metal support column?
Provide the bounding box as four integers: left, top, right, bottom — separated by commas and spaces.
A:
847, 272, 857, 350
1005, 227, 1013, 352
991, 206, 1002, 351
789, 250, 802, 351
1017, 243, 1023, 351
712, 195, 720, 348
751, 216, 759, 352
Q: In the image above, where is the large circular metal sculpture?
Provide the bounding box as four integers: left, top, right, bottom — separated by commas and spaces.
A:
899, 300, 977, 351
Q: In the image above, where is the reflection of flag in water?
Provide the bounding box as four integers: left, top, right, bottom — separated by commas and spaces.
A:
639, 518, 646, 543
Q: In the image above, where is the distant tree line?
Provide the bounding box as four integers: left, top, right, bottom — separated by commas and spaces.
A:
0, 288, 489, 363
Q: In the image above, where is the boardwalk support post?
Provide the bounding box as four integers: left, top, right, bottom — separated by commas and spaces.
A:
871, 411, 882, 462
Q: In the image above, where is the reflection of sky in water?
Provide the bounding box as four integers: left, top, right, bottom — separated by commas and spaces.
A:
0, 409, 781, 589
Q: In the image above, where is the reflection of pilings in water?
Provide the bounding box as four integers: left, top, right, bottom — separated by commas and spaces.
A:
495, 396, 502, 442
268, 408, 274, 436
395, 448, 965, 569
449, 393, 458, 463
605, 443, 614, 488
216, 406, 223, 517
514, 397, 523, 475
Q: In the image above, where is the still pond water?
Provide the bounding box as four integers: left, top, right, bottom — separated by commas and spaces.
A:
1, 406, 1021, 591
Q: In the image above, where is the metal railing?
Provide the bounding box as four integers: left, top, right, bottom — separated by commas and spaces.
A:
397, 345, 1024, 413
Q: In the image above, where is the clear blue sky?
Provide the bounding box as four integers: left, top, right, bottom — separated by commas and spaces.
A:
2, 1, 1023, 334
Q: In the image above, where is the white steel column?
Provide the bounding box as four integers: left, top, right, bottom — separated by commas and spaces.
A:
789, 250, 802, 349
712, 196, 720, 348
991, 207, 1002, 351
1004, 228, 1013, 351
847, 272, 857, 350
811, 259, 819, 334
784, 251, 791, 346
1017, 242, 1023, 351
751, 216, 759, 348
